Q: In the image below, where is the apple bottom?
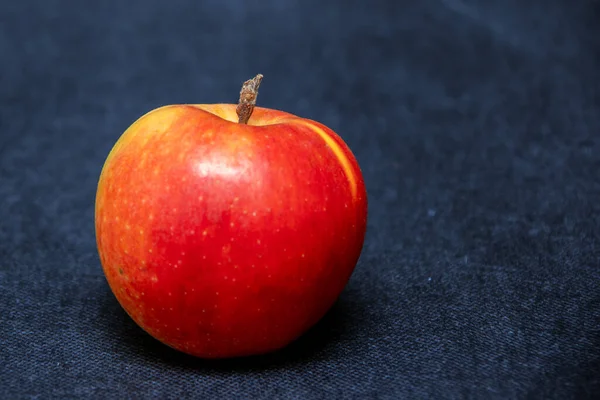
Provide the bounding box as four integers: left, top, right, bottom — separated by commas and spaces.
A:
102, 227, 363, 359
121, 271, 349, 359
100, 203, 364, 358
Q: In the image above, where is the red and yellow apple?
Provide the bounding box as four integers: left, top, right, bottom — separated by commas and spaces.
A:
95, 76, 367, 358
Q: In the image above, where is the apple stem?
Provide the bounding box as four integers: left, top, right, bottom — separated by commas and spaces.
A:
236, 74, 263, 124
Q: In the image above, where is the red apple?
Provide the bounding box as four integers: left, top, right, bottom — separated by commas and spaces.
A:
95, 75, 368, 358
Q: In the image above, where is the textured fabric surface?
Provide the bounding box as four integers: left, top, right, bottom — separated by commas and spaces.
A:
1, 0, 599, 398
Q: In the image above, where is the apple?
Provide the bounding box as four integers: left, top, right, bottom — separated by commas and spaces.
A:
95, 75, 368, 359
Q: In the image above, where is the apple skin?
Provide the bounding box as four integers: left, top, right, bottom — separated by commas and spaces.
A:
95, 103, 367, 359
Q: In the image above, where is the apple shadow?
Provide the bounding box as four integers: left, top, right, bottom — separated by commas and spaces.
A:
96, 285, 365, 372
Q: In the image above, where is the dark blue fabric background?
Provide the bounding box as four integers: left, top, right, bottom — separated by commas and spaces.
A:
1, 0, 599, 398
